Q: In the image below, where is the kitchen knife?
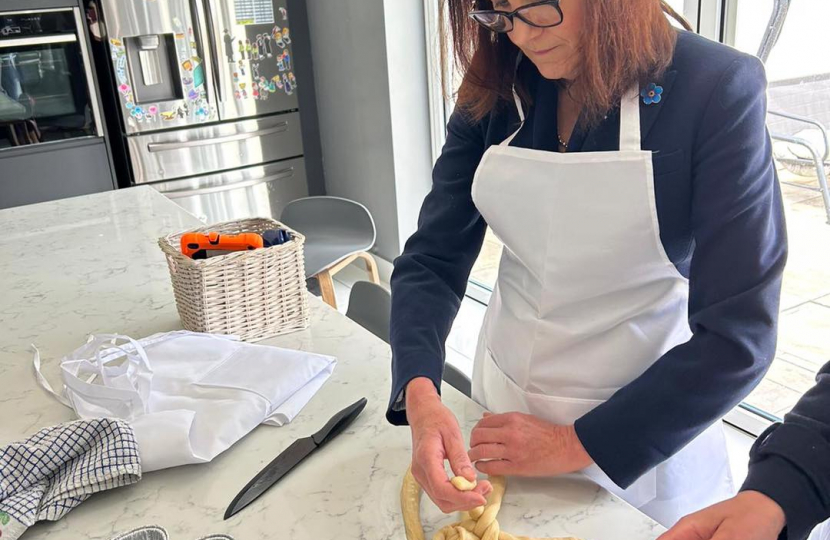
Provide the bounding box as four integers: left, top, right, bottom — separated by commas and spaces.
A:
223, 397, 368, 520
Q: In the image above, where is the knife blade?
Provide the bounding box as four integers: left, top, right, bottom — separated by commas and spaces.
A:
224, 397, 368, 520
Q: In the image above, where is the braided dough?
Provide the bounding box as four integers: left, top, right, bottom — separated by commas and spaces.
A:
401, 466, 582, 540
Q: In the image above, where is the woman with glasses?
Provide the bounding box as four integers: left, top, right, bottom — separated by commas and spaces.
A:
386, 0, 787, 528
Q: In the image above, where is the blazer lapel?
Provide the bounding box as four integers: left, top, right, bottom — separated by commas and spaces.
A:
579, 69, 678, 152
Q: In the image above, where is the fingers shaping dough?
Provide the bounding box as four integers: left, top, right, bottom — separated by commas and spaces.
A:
401, 466, 582, 540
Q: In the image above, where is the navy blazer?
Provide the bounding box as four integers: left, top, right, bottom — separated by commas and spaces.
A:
387, 30, 788, 490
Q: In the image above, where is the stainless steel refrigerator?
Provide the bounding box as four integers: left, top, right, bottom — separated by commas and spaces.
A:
92, 0, 308, 222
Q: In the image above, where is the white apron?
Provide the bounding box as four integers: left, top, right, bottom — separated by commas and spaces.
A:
33, 331, 336, 472
470, 86, 735, 527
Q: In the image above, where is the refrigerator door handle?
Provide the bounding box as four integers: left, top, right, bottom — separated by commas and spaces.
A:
202, 0, 224, 103
163, 167, 296, 198
146, 123, 289, 152
190, 0, 221, 103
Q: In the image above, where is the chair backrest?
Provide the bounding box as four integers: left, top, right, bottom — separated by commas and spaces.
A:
346, 281, 391, 343
281, 196, 377, 245
346, 281, 473, 397
443, 363, 472, 397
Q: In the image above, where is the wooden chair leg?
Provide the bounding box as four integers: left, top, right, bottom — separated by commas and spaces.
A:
316, 270, 337, 309
357, 252, 380, 284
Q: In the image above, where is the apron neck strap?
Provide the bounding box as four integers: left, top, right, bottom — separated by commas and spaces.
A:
512, 52, 526, 123
619, 85, 642, 151
501, 52, 526, 147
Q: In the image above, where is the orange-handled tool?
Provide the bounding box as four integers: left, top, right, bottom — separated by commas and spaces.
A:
180, 232, 264, 259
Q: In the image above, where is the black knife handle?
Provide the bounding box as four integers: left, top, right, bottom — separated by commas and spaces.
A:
311, 397, 368, 446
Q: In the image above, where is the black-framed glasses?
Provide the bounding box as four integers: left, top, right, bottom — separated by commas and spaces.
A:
469, 0, 564, 33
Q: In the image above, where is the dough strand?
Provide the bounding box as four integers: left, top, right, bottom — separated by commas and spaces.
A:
401, 467, 582, 540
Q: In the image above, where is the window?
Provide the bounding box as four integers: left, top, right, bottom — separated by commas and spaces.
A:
723, 0, 830, 428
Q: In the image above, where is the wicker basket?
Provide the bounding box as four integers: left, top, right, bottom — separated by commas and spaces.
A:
158, 217, 309, 341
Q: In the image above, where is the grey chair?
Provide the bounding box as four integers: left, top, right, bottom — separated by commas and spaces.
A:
281, 196, 380, 308
346, 280, 473, 397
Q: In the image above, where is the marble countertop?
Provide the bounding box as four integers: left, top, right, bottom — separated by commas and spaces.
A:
0, 187, 663, 540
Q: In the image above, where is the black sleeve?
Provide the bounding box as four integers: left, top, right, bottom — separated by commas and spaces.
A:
741, 360, 830, 540
386, 108, 489, 425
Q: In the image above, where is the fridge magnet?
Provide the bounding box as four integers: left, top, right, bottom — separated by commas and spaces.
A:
161, 110, 177, 121
182, 76, 193, 86
234, 90, 242, 100
109, 38, 123, 47
188, 89, 200, 101
272, 27, 285, 49
282, 27, 291, 44
118, 83, 131, 95
282, 73, 294, 95
223, 30, 235, 63
260, 34, 270, 59
182, 59, 193, 72
272, 75, 283, 90
148, 105, 159, 115
280, 7, 288, 20
281, 49, 291, 70
264, 34, 274, 57
276, 54, 285, 72
175, 32, 185, 40
245, 39, 252, 60
252, 39, 261, 61
232, 71, 239, 83
238, 39, 246, 59
252, 85, 260, 99
173, 16, 183, 29
125, 101, 134, 110
110, 43, 125, 61
288, 72, 297, 87
252, 62, 261, 79
268, 79, 277, 93
238, 60, 246, 76
193, 63, 205, 88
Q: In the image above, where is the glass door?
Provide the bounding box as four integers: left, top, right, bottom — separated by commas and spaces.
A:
0, 9, 102, 149
723, 0, 830, 427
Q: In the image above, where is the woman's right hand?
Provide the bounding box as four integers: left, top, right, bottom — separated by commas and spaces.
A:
405, 377, 493, 513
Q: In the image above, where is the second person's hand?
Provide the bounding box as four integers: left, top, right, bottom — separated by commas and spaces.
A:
406, 377, 493, 513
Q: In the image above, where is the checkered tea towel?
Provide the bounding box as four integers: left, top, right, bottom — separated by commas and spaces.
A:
0, 418, 141, 540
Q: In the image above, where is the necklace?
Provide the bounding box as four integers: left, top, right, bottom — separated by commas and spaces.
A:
557, 132, 569, 150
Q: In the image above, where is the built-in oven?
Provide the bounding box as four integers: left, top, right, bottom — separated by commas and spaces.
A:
0, 5, 114, 210
0, 7, 103, 149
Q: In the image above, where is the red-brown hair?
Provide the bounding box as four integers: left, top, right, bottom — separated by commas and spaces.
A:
444, 0, 693, 125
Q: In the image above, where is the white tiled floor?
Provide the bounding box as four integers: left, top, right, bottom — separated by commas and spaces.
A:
321, 261, 758, 485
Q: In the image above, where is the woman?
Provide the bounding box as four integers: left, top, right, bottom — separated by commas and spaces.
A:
386, 0, 787, 528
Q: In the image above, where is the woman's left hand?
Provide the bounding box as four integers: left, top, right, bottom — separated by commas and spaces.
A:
468, 412, 594, 477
